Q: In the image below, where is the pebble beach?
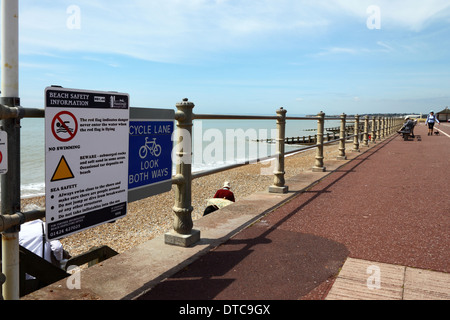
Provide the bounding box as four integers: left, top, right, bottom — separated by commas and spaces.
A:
20, 145, 341, 258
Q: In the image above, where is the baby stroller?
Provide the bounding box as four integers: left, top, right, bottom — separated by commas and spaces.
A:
398, 117, 416, 141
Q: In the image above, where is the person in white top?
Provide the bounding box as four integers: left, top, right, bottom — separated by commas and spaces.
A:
19, 219, 66, 267
425, 110, 440, 136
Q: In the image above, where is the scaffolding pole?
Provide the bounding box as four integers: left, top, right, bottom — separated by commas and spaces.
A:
1, 0, 21, 300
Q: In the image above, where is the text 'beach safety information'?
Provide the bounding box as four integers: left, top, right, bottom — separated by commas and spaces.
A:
45, 87, 129, 240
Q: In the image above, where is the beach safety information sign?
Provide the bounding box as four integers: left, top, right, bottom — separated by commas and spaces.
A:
45, 87, 129, 240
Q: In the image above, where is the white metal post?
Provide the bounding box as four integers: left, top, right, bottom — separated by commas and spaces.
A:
1, 0, 20, 300
1, 0, 19, 97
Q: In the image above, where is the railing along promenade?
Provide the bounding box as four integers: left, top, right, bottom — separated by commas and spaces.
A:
0, 98, 403, 299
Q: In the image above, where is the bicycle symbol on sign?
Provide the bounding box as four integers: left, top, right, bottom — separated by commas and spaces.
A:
139, 137, 162, 159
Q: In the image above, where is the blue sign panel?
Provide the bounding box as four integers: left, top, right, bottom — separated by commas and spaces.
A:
128, 120, 174, 198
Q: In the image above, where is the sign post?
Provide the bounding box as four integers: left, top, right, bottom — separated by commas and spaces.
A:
45, 87, 129, 240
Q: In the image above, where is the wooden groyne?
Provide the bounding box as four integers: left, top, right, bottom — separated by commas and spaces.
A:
304, 124, 362, 133
256, 132, 340, 146
256, 124, 364, 145
326, 124, 359, 133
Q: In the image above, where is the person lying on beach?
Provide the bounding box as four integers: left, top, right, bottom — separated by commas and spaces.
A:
203, 181, 235, 216
213, 181, 235, 202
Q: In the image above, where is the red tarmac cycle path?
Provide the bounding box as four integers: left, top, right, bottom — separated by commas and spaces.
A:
139, 124, 449, 300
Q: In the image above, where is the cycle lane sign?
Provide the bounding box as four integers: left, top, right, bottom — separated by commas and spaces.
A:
128, 108, 174, 202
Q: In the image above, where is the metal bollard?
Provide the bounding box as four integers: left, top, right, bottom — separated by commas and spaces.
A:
363, 116, 369, 147
269, 107, 288, 194
312, 111, 326, 172
165, 98, 200, 247
352, 114, 360, 152
377, 117, 381, 141
371, 117, 377, 143
337, 113, 347, 160
384, 117, 388, 137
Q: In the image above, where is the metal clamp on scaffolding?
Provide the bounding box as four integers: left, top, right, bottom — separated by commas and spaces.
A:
0, 98, 22, 120
0, 208, 46, 233
0, 101, 44, 120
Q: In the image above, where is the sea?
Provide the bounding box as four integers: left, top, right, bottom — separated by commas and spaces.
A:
15, 117, 341, 199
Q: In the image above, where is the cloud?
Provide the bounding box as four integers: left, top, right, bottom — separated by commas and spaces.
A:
316, 47, 359, 56
18, 0, 332, 63
376, 41, 394, 52
17, 0, 450, 65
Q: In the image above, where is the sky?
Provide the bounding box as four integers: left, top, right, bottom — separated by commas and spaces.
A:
6, 0, 450, 116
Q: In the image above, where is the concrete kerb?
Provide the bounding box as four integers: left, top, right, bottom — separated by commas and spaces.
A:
23, 136, 394, 300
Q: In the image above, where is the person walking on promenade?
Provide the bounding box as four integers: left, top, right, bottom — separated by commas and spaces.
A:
425, 111, 440, 136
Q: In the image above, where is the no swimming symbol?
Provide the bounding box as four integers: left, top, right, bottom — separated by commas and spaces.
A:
52, 111, 78, 142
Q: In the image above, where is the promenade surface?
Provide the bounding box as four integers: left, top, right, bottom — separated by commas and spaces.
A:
139, 123, 450, 300
23, 123, 449, 301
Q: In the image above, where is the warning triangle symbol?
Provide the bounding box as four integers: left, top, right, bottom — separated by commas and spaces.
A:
51, 156, 75, 182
